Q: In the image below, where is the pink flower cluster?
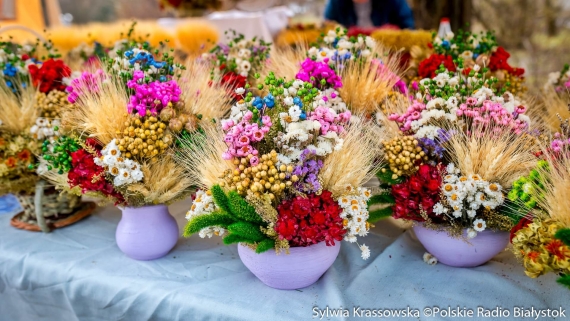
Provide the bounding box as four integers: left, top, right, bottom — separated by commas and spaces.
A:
372, 59, 408, 94
66, 70, 105, 104
551, 133, 570, 152
296, 58, 342, 89
126, 70, 181, 117
457, 99, 529, 134
309, 106, 351, 135
222, 112, 272, 165
388, 100, 427, 132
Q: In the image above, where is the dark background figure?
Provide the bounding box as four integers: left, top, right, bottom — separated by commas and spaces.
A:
324, 0, 415, 29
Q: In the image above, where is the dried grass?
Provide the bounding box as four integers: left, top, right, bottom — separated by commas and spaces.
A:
538, 89, 570, 132
336, 47, 403, 116
320, 118, 386, 197
179, 60, 233, 120
536, 150, 570, 227
444, 124, 538, 187
261, 44, 308, 81
123, 155, 193, 206
61, 71, 129, 145
174, 124, 234, 190
0, 79, 38, 134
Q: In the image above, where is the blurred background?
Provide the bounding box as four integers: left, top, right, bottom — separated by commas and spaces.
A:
1, 0, 569, 88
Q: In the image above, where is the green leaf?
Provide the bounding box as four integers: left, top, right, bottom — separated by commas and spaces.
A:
227, 221, 265, 241
222, 233, 257, 245
227, 191, 263, 223
183, 211, 235, 237
255, 238, 276, 253
376, 168, 404, 186
555, 228, 570, 247
556, 274, 570, 290
211, 185, 231, 214
367, 207, 393, 223
368, 193, 395, 206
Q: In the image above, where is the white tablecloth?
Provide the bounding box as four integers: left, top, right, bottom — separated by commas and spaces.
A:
0, 198, 568, 320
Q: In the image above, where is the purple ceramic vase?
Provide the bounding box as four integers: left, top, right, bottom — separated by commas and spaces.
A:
116, 204, 179, 261
413, 224, 509, 267
237, 241, 340, 290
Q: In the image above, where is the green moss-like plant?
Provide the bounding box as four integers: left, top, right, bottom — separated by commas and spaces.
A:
557, 274, 570, 290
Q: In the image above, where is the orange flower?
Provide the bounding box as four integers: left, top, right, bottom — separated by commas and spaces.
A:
545, 239, 570, 260
17, 149, 32, 162
527, 251, 540, 262
5, 157, 17, 168
0, 137, 5, 147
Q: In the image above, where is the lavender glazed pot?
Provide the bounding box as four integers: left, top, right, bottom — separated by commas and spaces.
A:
238, 241, 341, 290
116, 204, 179, 261
413, 224, 509, 267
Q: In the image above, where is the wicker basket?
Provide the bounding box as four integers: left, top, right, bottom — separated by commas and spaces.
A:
10, 179, 95, 232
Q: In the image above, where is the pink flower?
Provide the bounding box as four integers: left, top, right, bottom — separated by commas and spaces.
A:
250, 156, 259, 166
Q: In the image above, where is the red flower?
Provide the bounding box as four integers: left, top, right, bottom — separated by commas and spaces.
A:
488, 47, 525, 77
391, 164, 443, 222
17, 149, 32, 162
275, 191, 345, 247
28, 59, 72, 93
509, 214, 533, 242
67, 149, 124, 204
220, 72, 247, 100
418, 54, 456, 79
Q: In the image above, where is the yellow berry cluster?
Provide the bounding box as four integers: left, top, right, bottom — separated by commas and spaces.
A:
382, 136, 427, 179
118, 116, 172, 159
220, 151, 299, 201
36, 90, 71, 118
503, 73, 526, 95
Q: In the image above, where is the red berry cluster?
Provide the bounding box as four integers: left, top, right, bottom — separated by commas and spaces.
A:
391, 164, 443, 222
488, 46, 524, 77
28, 59, 72, 93
275, 190, 345, 247
418, 54, 456, 79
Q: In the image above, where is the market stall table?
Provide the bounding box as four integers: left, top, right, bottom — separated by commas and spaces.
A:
0, 200, 567, 320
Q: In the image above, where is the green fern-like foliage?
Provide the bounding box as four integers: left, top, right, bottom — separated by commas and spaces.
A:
557, 274, 570, 290
555, 228, 570, 247
227, 221, 266, 241
368, 207, 393, 222
367, 189, 395, 223
227, 191, 264, 223
255, 239, 276, 253
183, 211, 234, 237
184, 185, 275, 251
211, 185, 231, 214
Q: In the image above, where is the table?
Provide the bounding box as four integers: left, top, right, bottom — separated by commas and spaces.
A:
0, 199, 567, 321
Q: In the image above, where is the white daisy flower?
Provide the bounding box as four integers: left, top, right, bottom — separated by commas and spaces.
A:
466, 228, 478, 239
466, 210, 477, 218
433, 202, 446, 215
360, 244, 370, 260
473, 219, 486, 232
234, 87, 245, 95
423, 252, 438, 265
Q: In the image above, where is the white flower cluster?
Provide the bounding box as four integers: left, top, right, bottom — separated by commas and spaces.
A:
308, 29, 376, 63
94, 139, 144, 187
185, 190, 226, 238
338, 187, 372, 242
433, 163, 504, 238
312, 88, 348, 112
338, 186, 372, 260
30, 118, 61, 141
202, 39, 260, 78
276, 118, 343, 164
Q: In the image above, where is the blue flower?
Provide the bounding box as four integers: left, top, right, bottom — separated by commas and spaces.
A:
441, 40, 450, 48
263, 94, 275, 108
473, 53, 479, 59
252, 96, 264, 109
293, 97, 301, 105
159, 75, 167, 82
3, 63, 18, 77
299, 111, 307, 120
